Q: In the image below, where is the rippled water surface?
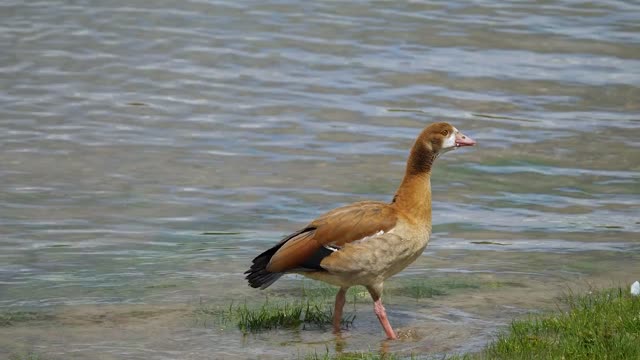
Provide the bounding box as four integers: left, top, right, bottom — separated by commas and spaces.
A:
1, 0, 639, 359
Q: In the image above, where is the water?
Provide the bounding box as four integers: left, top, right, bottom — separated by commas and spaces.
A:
1, 0, 639, 358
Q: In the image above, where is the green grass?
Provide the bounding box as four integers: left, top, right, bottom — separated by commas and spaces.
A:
481, 288, 640, 359
195, 282, 369, 333
195, 299, 355, 333
0, 311, 54, 327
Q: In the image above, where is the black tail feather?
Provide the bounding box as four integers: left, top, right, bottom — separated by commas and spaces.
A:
245, 268, 283, 290
245, 246, 283, 289
245, 227, 314, 289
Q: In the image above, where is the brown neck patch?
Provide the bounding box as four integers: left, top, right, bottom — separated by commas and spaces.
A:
406, 141, 436, 176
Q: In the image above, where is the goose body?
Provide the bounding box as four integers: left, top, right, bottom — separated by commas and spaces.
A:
246, 122, 476, 339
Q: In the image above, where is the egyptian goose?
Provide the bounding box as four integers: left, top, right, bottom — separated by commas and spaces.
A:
245, 122, 476, 339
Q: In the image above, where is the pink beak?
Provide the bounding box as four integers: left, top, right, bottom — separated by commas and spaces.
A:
455, 132, 476, 147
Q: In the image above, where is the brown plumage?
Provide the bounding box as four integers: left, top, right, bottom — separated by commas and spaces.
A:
245, 122, 476, 339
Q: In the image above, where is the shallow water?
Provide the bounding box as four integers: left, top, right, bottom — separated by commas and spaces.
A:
1, 0, 639, 358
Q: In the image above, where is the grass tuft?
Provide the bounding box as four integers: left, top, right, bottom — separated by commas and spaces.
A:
483, 287, 640, 359
195, 299, 355, 333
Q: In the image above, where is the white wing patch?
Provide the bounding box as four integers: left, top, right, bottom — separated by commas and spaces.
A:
352, 230, 385, 245
324, 245, 340, 252
323, 230, 386, 252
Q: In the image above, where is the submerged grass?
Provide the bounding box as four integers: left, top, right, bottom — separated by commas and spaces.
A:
301, 282, 370, 303
390, 277, 481, 300
8, 352, 48, 360
400, 280, 447, 299
0, 311, 54, 327
305, 351, 402, 360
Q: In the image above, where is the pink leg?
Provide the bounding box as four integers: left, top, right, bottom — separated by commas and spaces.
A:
367, 283, 397, 340
333, 287, 348, 333
373, 299, 397, 340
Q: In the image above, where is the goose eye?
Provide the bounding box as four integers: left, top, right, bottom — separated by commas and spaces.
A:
441, 130, 449, 136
